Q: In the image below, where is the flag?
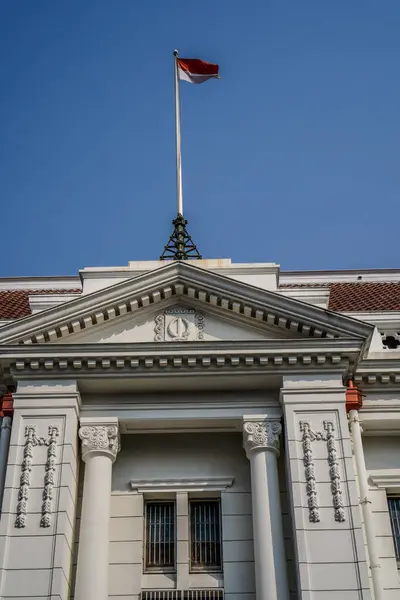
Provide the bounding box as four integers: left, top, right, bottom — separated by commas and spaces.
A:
177, 58, 219, 84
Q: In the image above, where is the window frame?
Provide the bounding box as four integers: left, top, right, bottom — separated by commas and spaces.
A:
388, 495, 400, 565
369, 470, 400, 570
189, 498, 223, 573
144, 499, 177, 573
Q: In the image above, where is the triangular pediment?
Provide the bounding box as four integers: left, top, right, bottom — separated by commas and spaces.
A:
0, 261, 373, 346
60, 302, 298, 344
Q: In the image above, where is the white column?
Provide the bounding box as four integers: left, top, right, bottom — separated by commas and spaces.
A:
74, 417, 120, 600
349, 409, 384, 600
243, 418, 289, 600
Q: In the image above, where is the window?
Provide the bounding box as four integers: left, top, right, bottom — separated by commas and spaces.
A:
145, 501, 175, 570
190, 500, 222, 571
388, 497, 400, 560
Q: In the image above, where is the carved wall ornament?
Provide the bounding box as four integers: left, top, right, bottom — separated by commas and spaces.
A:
299, 421, 320, 523
15, 424, 60, 528
41, 425, 59, 527
299, 420, 345, 523
154, 308, 205, 342
243, 420, 282, 456
154, 313, 165, 342
79, 424, 120, 461
324, 420, 345, 522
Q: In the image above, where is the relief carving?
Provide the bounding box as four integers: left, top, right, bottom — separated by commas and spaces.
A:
15, 424, 60, 528
79, 424, 120, 461
243, 420, 282, 456
154, 308, 205, 342
300, 421, 320, 523
324, 420, 345, 522
299, 420, 345, 523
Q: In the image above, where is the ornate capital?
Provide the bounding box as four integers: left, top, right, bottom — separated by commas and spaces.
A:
243, 419, 282, 457
79, 419, 120, 463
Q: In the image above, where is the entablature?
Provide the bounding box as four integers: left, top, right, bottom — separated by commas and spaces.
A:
1, 338, 363, 382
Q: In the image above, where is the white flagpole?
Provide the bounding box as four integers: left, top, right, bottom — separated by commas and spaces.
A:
174, 49, 183, 216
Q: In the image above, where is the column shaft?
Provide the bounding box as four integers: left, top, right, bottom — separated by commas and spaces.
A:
249, 450, 277, 600
75, 455, 112, 600
74, 418, 119, 600
243, 418, 289, 600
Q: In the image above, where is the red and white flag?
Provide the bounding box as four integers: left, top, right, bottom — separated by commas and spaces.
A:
177, 58, 219, 84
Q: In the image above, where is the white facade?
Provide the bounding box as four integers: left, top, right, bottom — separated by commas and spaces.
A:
0, 258, 399, 600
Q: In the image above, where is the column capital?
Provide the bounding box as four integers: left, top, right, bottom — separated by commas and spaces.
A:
79, 417, 120, 463
243, 418, 282, 457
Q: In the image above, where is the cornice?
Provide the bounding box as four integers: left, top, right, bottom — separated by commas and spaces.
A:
130, 477, 234, 492
0, 276, 81, 290
2, 339, 362, 379
0, 262, 373, 346
280, 268, 400, 284
342, 311, 400, 329
369, 470, 400, 491
354, 356, 400, 386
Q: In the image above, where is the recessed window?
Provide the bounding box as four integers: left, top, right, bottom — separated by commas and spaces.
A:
145, 501, 175, 570
388, 497, 400, 560
190, 500, 222, 571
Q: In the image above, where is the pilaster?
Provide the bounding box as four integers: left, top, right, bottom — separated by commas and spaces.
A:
0, 379, 81, 600
280, 373, 371, 600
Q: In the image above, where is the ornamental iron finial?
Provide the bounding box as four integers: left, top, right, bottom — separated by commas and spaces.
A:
160, 213, 202, 261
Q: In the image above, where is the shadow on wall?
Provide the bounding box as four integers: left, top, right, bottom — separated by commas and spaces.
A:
112, 432, 250, 493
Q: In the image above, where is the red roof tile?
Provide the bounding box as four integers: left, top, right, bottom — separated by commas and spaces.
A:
328, 282, 400, 312
0, 290, 81, 320
281, 282, 400, 312
1, 282, 400, 321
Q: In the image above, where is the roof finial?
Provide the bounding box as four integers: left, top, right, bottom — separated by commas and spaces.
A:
160, 214, 202, 260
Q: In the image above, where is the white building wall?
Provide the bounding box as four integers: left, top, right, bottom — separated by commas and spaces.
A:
109, 432, 254, 600
363, 436, 400, 599
0, 380, 80, 600
67, 431, 296, 600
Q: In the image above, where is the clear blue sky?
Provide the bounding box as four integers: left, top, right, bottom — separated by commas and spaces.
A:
1, 1, 399, 277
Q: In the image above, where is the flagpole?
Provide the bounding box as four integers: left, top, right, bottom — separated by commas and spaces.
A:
174, 49, 183, 216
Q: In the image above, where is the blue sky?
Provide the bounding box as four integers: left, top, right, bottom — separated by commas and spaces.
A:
1, 1, 400, 276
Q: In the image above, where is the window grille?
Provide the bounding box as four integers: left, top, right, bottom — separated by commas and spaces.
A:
145, 501, 175, 569
388, 497, 400, 559
141, 591, 224, 600
190, 500, 222, 571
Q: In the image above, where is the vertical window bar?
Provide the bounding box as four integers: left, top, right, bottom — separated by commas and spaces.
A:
158, 503, 160, 564
209, 502, 212, 565
190, 501, 221, 570
145, 502, 175, 569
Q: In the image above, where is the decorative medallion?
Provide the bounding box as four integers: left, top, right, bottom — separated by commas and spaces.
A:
154, 308, 205, 342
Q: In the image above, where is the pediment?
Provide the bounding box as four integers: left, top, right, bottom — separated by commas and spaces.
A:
0, 261, 373, 346
61, 303, 298, 344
